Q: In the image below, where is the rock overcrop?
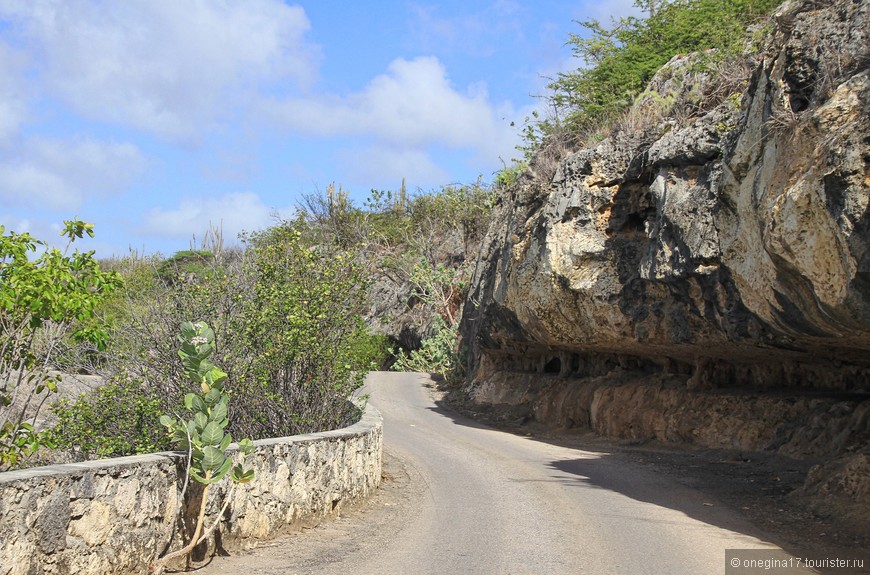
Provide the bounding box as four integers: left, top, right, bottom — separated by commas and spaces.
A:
459, 0, 870, 516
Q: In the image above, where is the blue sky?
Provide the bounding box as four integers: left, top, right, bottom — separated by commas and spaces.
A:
0, 0, 639, 257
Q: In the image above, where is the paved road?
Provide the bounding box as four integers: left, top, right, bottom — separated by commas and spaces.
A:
200, 372, 812, 574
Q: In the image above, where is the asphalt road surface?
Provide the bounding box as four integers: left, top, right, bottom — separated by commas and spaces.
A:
198, 372, 815, 575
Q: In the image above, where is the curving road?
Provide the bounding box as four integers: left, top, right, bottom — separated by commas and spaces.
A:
199, 372, 813, 574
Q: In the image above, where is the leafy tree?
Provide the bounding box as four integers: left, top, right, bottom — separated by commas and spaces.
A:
0, 219, 121, 470
233, 222, 374, 435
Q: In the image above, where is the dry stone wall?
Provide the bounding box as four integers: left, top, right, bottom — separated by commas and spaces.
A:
0, 403, 382, 575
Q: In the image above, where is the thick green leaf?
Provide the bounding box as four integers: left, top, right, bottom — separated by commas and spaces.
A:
219, 432, 232, 451
199, 324, 215, 343
211, 456, 233, 483
209, 400, 227, 421
204, 388, 221, 406
159, 415, 176, 429
198, 359, 215, 376
232, 465, 255, 483
180, 321, 197, 340
208, 367, 228, 386
201, 421, 224, 445
238, 437, 255, 456
202, 445, 226, 471
185, 394, 206, 413
193, 411, 208, 431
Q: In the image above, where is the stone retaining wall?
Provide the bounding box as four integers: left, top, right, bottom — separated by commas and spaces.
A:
0, 403, 383, 575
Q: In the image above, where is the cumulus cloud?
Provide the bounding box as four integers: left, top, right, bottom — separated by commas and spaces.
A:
0, 0, 319, 141
267, 56, 517, 158
0, 137, 146, 211
140, 192, 285, 241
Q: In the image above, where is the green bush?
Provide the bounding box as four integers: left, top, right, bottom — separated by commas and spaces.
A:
0, 219, 122, 470
97, 220, 375, 441
392, 317, 464, 384
527, 0, 780, 153
156, 249, 215, 285
352, 332, 396, 370
232, 223, 372, 435
47, 377, 169, 459
68, 179, 495, 452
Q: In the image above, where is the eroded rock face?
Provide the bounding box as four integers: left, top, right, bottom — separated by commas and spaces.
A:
366, 272, 439, 351
461, 0, 870, 458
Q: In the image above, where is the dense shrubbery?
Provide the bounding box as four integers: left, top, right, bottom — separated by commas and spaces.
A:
229, 223, 375, 435
47, 377, 169, 459
521, 0, 780, 157
0, 176, 491, 467
298, 180, 494, 382
300, 180, 493, 263
89, 219, 378, 443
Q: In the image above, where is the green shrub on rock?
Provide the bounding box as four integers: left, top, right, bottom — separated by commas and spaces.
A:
527, 0, 781, 153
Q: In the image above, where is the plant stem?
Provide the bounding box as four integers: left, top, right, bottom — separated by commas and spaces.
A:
150, 473, 211, 572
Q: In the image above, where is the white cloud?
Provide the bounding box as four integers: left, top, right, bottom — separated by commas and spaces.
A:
0, 42, 27, 147
0, 137, 146, 211
0, 215, 68, 252
140, 192, 285, 241
267, 56, 517, 157
337, 146, 449, 188
0, 0, 319, 141
0, 216, 32, 234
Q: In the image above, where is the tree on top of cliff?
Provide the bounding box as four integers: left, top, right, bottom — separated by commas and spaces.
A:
522, 0, 781, 157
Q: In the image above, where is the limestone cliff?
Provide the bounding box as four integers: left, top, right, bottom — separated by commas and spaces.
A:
460, 0, 869, 507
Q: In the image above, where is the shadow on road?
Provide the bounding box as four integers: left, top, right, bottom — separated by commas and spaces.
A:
421, 376, 869, 574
